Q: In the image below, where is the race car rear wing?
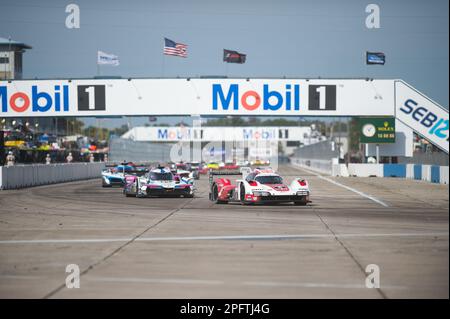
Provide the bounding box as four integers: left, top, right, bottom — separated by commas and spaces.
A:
208, 167, 251, 185
104, 161, 156, 168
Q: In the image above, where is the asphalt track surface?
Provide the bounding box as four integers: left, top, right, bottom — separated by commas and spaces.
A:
0, 165, 448, 298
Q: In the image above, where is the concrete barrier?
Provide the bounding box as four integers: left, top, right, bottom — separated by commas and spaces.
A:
0, 163, 105, 190
348, 164, 383, 177
383, 164, 406, 178
291, 158, 333, 175
422, 165, 432, 183
332, 164, 349, 177
291, 159, 448, 184
440, 166, 449, 185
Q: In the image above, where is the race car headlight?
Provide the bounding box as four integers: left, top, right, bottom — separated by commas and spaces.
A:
253, 191, 270, 197
141, 185, 147, 191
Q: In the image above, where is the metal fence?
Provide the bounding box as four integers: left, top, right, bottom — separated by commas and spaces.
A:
292, 140, 340, 160
291, 141, 340, 174
0, 162, 105, 189
108, 137, 172, 163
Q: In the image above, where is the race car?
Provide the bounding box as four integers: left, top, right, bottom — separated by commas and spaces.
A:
186, 161, 201, 180
174, 168, 195, 186
250, 158, 271, 166
209, 167, 310, 205
221, 160, 240, 170
170, 162, 197, 182
101, 162, 139, 187
206, 162, 220, 170
123, 166, 194, 198
236, 159, 250, 167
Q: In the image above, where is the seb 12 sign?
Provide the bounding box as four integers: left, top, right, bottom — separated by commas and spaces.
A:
359, 117, 396, 143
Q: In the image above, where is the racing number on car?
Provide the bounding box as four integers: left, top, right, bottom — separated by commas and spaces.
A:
308, 85, 336, 111
77, 85, 106, 111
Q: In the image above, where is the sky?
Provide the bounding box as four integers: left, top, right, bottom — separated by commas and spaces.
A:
0, 0, 448, 128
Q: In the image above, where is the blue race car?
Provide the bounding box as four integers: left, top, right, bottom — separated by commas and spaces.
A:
101, 162, 145, 187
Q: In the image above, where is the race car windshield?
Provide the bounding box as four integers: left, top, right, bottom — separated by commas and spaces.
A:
150, 172, 173, 181
255, 176, 283, 184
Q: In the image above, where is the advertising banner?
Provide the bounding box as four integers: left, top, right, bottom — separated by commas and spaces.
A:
395, 81, 448, 153
359, 117, 396, 144
0, 78, 395, 117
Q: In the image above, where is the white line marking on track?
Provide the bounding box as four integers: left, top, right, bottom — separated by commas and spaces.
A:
296, 166, 389, 207
243, 281, 407, 290
89, 276, 224, 285
0, 232, 447, 244
84, 277, 407, 289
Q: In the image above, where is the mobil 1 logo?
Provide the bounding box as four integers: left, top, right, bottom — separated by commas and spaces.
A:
308, 85, 336, 111
77, 85, 106, 111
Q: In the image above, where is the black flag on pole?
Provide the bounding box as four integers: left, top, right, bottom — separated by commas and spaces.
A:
223, 49, 246, 63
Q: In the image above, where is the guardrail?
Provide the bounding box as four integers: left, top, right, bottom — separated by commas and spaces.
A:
0, 162, 105, 190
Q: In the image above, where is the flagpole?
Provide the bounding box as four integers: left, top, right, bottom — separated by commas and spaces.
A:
97, 49, 100, 76
162, 54, 165, 78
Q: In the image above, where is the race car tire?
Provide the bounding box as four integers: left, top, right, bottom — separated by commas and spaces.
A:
239, 184, 251, 205
125, 180, 139, 197
212, 184, 227, 204
294, 197, 308, 206
102, 180, 112, 187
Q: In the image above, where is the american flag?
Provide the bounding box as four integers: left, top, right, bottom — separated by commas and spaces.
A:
164, 38, 188, 58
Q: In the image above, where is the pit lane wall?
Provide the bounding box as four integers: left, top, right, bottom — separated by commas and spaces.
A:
346, 163, 448, 184
0, 162, 105, 190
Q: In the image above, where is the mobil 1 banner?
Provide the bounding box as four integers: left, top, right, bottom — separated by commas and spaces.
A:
1, 78, 394, 117
395, 81, 449, 153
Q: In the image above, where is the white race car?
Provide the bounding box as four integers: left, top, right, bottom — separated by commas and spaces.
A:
209, 167, 310, 205
123, 166, 194, 198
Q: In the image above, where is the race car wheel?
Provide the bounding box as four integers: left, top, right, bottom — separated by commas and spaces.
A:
212, 184, 227, 204
126, 180, 139, 197
294, 197, 308, 206
184, 194, 194, 198
102, 180, 111, 187
240, 184, 250, 205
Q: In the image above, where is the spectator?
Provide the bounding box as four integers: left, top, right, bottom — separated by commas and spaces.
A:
6, 151, 15, 166
66, 152, 73, 163
89, 153, 95, 163
45, 154, 51, 165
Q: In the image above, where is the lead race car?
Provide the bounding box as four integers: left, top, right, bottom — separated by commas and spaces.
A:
209, 167, 310, 205
123, 166, 194, 198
